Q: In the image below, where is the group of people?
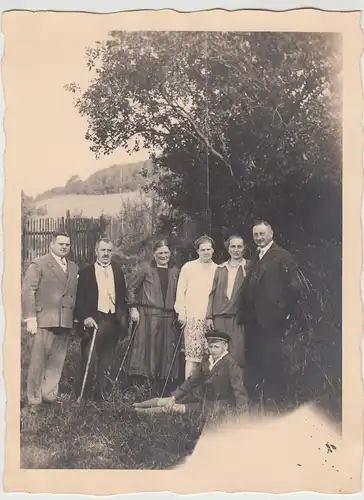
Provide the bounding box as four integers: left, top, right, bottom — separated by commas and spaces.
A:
22, 219, 304, 418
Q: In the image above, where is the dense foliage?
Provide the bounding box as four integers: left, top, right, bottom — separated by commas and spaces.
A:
67, 31, 342, 249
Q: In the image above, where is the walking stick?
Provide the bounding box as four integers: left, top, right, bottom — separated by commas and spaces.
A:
77, 325, 98, 404
113, 320, 139, 387
161, 321, 184, 397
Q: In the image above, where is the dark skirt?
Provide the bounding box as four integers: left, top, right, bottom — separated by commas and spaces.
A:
212, 315, 245, 369
125, 307, 180, 380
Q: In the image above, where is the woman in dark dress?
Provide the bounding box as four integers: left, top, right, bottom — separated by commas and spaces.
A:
126, 239, 181, 394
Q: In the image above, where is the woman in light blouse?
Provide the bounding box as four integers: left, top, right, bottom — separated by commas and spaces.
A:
174, 235, 218, 379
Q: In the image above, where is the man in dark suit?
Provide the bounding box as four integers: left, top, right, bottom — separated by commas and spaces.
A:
238, 220, 303, 406
75, 238, 129, 400
22, 230, 78, 412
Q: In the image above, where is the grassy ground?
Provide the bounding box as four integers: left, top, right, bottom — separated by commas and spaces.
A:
20, 334, 206, 469
20, 242, 342, 469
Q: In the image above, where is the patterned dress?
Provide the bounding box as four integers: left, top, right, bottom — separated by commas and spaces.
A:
174, 259, 217, 362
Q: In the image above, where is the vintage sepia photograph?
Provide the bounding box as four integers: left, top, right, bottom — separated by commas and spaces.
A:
2, 8, 362, 495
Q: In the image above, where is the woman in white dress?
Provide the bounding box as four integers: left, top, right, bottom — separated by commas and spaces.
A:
174, 235, 218, 379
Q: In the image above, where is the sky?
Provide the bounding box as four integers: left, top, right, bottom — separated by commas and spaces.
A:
3, 12, 149, 197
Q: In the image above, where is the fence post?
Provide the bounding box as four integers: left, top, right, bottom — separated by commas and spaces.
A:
65, 210, 74, 260
66, 210, 71, 233
21, 215, 27, 276
100, 214, 106, 236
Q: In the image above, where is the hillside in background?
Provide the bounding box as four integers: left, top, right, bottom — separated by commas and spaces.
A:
35, 159, 154, 201
23, 159, 156, 218
35, 192, 152, 218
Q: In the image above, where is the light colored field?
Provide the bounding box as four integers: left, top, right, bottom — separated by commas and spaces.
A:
36, 191, 151, 218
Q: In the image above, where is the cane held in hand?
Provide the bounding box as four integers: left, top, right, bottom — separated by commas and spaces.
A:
77, 325, 98, 404
161, 318, 184, 397
113, 320, 139, 387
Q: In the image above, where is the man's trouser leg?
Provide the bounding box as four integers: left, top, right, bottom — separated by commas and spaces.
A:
27, 327, 48, 405
95, 313, 119, 399
27, 327, 69, 404
42, 328, 70, 402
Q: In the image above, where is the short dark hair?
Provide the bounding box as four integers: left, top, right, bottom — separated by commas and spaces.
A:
95, 237, 113, 249
51, 230, 70, 242
224, 234, 244, 250
153, 239, 170, 252
194, 235, 215, 251
253, 220, 272, 230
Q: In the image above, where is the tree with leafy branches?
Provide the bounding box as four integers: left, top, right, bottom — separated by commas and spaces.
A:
66, 31, 341, 250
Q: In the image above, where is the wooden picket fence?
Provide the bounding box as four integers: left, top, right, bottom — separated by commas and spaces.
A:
21, 211, 106, 271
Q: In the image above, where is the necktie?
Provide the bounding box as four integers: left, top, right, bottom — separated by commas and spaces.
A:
60, 257, 67, 272
100, 264, 115, 305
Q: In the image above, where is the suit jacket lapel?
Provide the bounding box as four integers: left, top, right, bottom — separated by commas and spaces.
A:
47, 254, 68, 287
111, 262, 121, 306
66, 260, 77, 287
255, 261, 267, 283
230, 266, 245, 301
220, 267, 229, 301
259, 242, 276, 262
89, 263, 99, 305
256, 243, 277, 282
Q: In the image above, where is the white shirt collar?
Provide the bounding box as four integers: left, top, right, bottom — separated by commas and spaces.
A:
95, 260, 111, 268
220, 258, 247, 269
208, 350, 228, 370
51, 251, 66, 266
258, 240, 274, 255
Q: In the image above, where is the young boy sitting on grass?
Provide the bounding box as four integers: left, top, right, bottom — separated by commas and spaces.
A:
133, 330, 249, 417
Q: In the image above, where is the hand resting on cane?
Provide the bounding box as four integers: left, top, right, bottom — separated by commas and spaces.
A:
83, 317, 98, 340
84, 317, 98, 330
129, 307, 140, 324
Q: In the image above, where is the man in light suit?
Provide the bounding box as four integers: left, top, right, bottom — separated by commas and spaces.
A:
238, 220, 303, 406
75, 238, 129, 400
22, 230, 78, 412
